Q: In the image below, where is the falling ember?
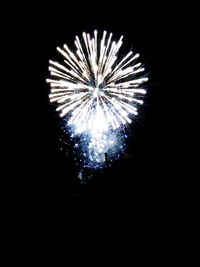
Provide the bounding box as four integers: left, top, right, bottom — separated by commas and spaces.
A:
46, 30, 148, 169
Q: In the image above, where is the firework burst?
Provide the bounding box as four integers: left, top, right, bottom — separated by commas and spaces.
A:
46, 30, 148, 169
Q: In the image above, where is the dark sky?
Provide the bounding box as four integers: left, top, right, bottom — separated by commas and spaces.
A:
3, 1, 189, 264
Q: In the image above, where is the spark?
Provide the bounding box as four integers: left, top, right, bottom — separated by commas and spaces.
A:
47, 30, 148, 169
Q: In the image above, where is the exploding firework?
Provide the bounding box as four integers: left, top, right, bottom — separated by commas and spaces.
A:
46, 30, 148, 169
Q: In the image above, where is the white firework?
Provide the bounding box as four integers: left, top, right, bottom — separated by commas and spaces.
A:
46, 30, 148, 168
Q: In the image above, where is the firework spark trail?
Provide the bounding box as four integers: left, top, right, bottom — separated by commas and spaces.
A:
47, 30, 148, 168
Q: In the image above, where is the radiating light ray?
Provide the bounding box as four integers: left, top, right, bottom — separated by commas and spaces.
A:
47, 30, 148, 169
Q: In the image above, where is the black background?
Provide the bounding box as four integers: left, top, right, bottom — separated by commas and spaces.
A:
3, 1, 191, 265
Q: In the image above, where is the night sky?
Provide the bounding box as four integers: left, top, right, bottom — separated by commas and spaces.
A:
3, 1, 189, 264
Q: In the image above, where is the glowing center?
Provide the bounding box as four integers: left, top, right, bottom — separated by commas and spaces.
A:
93, 86, 105, 98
